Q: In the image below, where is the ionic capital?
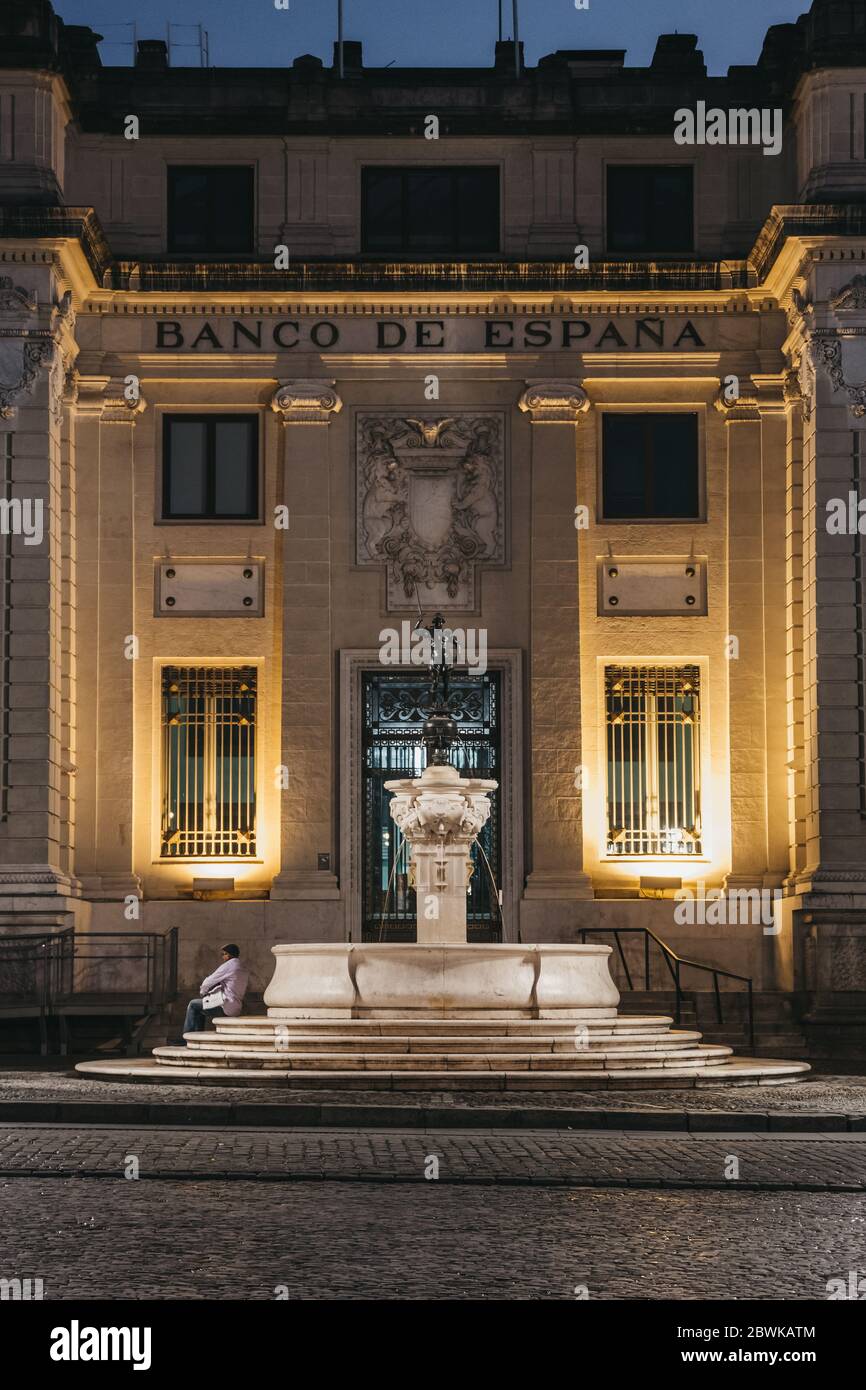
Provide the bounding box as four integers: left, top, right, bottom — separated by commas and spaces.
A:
518, 380, 590, 424
271, 378, 342, 425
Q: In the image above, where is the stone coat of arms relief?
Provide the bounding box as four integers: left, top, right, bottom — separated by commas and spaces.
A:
356, 412, 505, 610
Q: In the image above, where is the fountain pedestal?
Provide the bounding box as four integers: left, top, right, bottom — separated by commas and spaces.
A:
384, 763, 498, 944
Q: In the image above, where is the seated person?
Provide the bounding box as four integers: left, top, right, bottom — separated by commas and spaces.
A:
174, 943, 249, 1045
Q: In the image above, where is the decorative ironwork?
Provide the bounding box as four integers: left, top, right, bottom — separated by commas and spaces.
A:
362, 670, 500, 942
0, 213, 750, 293
160, 666, 257, 858
605, 665, 702, 857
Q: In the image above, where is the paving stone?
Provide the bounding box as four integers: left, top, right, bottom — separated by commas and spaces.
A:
0, 1124, 864, 1190
1, 1068, 866, 1126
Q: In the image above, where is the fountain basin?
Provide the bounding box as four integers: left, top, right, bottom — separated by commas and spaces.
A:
263, 942, 621, 1019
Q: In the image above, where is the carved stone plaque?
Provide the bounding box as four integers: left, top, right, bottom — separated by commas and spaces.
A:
356, 412, 505, 610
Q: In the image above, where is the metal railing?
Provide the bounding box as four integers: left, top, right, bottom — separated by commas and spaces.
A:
0, 933, 57, 1054
0, 928, 178, 1054
50, 929, 178, 1008
122, 257, 746, 295
577, 925, 755, 1052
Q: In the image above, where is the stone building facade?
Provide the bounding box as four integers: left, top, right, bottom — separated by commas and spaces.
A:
1, 0, 866, 1045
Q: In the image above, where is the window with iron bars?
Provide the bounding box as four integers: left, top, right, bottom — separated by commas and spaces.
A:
605, 665, 702, 856
161, 666, 257, 858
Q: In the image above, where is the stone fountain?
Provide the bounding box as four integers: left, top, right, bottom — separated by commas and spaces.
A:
385, 762, 496, 945
76, 616, 810, 1089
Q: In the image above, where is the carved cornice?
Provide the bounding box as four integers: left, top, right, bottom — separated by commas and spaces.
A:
795, 348, 816, 420
783, 369, 801, 405
63, 368, 80, 407
830, 274, 866, 314
518, 380, 589, 424
713, 384, 761, 422
786, 284, 814, 330
101, 376, 147, 424
783, 365, 813, 419
0, 275, 38, 317
271, 378, 342, 425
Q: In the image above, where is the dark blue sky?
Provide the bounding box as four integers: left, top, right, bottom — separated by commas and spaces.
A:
57, 0, 811, 75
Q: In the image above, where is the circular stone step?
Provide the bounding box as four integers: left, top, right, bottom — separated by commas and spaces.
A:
150, 1043, 735, 1072
181, 1030, 706, 1054
208, 1017, 678, 1040
74, 1056, 812, 1090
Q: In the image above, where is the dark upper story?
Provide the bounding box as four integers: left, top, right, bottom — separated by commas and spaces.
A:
2, 0, 866, 135
1, 0, 866, 134
1, 0, 866, 292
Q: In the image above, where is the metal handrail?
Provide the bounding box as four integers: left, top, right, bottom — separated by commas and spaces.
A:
0, 933, 60, 1055
0, 927, 179, 1054
578, 925, 755, 1052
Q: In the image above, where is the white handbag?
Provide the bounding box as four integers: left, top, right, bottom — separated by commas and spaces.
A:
201, 987, 226, 1011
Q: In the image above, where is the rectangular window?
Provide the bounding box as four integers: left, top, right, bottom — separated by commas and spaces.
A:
602, 413, 700, 520
162, 415, 258, 521
161, 666, 257, 858
607, 165, 693, 253
362, 167, 500, 253
167, 166, 255, 254
605, 665, 702, 857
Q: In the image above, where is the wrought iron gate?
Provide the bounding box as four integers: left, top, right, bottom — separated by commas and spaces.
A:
361, 670, 502, 942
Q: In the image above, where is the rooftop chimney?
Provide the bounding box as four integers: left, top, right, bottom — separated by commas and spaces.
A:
651, 33, 706, 76
332, 39, 362, 73
135, 39, 168, 71
494, 40, 525, 72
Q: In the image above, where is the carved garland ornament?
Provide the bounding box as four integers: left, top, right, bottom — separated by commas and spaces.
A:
0, 337, 55, 420
356, 411, 505, 611
814, 335, 866, 419
0, 277, 79, 424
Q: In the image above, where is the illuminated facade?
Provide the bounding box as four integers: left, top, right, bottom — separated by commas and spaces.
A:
2, 0, 866, 1046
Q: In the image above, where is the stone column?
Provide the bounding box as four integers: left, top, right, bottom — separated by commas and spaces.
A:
758, 386, 792, 883
716, 387, 772, 888
75, 378, 146, 900
270, 380, 341, 901
0, 276, 76, 922
519, 381, 593, 922
785, 272, 866, 1028
783, 369, 807, 884
798, 311, 866, 889
57, 367, 79, 883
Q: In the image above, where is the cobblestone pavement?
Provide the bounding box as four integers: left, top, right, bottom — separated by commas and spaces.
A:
1, 1066, 866, 1115
0, 1124, 865, 1189
0, 1174, 862, 1299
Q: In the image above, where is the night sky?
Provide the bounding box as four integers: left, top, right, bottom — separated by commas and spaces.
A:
56, 0, 812, 75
